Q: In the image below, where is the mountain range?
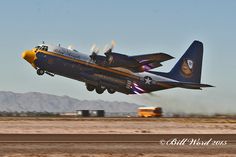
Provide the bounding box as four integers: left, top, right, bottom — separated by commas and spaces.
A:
0, 91, 140, 115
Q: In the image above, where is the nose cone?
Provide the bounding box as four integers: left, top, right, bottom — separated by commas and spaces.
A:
22, 50, 36, 68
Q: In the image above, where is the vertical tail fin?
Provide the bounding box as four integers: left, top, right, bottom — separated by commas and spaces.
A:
149, 40, 213, 89
168, 40, 203, 83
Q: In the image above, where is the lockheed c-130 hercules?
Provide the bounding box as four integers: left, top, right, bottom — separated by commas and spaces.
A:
22, 40, 213, 95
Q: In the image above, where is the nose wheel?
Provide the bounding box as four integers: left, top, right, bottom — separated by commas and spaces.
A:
37, 69, 45, 75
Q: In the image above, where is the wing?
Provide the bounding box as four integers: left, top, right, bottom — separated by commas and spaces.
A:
92, 52, 174, 72
130, 53, 174, 72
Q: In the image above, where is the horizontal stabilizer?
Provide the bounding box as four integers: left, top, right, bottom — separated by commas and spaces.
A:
157, 81, 214, 90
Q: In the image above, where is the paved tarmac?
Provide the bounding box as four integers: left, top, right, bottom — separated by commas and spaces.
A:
0, 134, 235, 156
0, 117, 235, 156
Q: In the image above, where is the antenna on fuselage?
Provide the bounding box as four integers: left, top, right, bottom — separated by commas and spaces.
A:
42, 41, 45, 44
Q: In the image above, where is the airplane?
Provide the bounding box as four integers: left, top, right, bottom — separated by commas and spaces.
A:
22, 40, 213, 95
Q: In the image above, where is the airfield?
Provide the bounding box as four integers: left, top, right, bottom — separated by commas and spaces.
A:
0, 117, 235, 134
0, 117, 235, 157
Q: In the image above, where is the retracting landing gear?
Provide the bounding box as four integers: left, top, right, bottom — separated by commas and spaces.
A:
95, 86, 106, 94
107, 88, 116, 94
85, 83, 116, 94
36, 68, 44, 75
36, 68, 54, 77
86, 83, 96, 91
45, 71, 55, 77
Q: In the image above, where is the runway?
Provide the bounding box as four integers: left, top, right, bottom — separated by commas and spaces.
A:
0, 117, 235, 156
0, 134, 236, 143
0, 117, 235, 134
0, 134, 235, 156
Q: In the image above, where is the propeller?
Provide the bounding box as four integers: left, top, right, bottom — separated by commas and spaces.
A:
89, 44, 100, 62
89, 40, 116, 64
104, 40, 116, 55
103, 40, 116, 64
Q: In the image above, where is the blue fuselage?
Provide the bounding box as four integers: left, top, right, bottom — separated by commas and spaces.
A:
34, 51, 162, 94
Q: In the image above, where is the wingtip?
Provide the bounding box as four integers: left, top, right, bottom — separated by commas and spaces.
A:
162, 53, 175, 60
204, 84, 215, 88
193, 40, 203, 46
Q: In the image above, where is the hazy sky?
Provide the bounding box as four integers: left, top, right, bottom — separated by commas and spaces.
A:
0, 0, 235, 114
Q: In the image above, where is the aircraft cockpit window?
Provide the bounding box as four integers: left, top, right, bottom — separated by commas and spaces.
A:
39, 46, 48, 51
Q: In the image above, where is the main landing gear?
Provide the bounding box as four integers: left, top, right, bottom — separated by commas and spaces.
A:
86, 84, 96, 91
86, 83, 116, 94
95, 86, 106, 94
107, 88, 115, 94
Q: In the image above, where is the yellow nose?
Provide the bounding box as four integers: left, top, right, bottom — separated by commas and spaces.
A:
22, 50, 37, 68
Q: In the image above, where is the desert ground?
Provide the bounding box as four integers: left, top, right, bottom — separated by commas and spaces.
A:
0, 117, 235, 157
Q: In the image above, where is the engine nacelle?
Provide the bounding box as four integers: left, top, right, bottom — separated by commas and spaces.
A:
105, 52, 139, 68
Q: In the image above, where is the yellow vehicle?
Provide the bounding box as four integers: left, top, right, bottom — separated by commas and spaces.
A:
138, 107, 162, 117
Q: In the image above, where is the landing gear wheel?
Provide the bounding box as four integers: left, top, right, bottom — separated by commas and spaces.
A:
37, 69, 45, 75
107, 89, 116, 94
86, 84, 95, 92
96, 87, 105, 94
